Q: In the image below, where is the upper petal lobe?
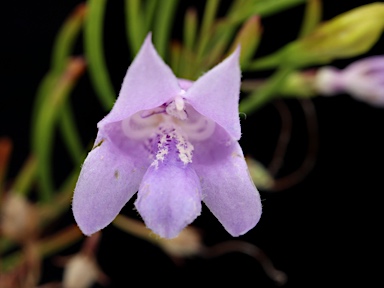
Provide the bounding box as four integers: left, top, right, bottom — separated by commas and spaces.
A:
98, 34, 181, 128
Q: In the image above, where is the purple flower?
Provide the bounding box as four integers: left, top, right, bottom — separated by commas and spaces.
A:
315, 56, 384, 107
72, 34, 262, 238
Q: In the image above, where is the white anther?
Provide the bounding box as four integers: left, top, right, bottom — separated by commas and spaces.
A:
175, 95, 185, 111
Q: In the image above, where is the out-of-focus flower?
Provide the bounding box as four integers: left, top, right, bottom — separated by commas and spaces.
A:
315, 56, 384, 107
72, 34, 262, 239
0, 193, 38, 242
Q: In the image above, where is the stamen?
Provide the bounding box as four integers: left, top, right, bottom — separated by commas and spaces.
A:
174, 94, 185, 111
165, 97, 187, 120
150, 126, 194, 168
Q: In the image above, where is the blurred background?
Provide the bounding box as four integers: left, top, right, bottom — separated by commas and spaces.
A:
1, 0, 383, 287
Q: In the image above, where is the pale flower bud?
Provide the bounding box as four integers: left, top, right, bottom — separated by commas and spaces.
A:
156, 226, 202, 258
62, 254, 98, 288
0, 193, 37, 242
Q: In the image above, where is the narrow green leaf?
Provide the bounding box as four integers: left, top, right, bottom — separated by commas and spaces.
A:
51, 3, 86, 73
85, 0, 115, 109
184, 8, 198, 51
196, 0, 220, 61
124, 0, 145, 56
228, 15, 262, 68
144, 0, 158, 33
299, 0, 322, 37
58, 103, 84, 165
12, 156, 38, 196
239, 66, 293, 114
33, 58, 86, 202
153, 0, 179, 59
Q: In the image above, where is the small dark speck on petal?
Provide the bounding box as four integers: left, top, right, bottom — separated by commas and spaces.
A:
92, 138, 105, 150
114, 170, 119, 179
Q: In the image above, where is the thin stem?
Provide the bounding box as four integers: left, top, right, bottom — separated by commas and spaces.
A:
0, 138, 12, 193
85, 0, 115, 109
124, 0, 145, 56
201, 240, 287, 285
299, 0, 322, 38
196, 0, 220, 61
239, 66, 293, 115
58, 103, 84, 165
153, 0, 179, 59
12, 155, 38, 196
143, 0, 158, 38
268, 100, 293, 176
33, 58, 85, 202
184, 8, 198, 51
271, 99, 318, 191
51, 3, 87, 73
0, 225, 83, 273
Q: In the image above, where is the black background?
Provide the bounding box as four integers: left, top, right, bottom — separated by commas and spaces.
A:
1, 0, 383, 287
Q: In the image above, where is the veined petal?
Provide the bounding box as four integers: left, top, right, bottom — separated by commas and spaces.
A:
72, 135, 146, 235
98, 34, 181, 128
192, 126, 262, 236
185, 48, 242, 140
135, 164, 202, 239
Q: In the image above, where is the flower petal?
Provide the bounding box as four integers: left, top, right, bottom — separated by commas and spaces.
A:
185, 48, 242, 140
192, 125, 262, 236
135, 164, 202, 239
98, 33, 181, 128
72, 136, 146, 235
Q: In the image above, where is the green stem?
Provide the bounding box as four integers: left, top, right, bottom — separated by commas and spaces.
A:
153, 0, 179, 59
51, 3, 86, 73
58, 103, 84, 165
33, 58, 85, 202
85, 0, 115, 110
299, 0, 322, 38
1, 225, 83, 272
125, 0, 145, 56
144, 0, 158, 38
196, 0, 220, 61
239, 66, 293, 115
184, 8, 197, 51
12, 155, 38, 196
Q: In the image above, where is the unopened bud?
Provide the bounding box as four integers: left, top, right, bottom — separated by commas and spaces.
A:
157, 226, 202, 257
63, 254, 98, 288
246, 157, 274, 190
293, 3, 384, 66
1, 193, 37, 242
315, 56, 384, 107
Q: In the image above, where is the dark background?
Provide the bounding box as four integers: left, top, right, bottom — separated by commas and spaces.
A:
1, 0, 383, 287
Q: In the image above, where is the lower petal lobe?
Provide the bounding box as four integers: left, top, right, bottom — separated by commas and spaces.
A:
135, 155, 202, 239
72, 134, 146, 235
192, 125, 262, 236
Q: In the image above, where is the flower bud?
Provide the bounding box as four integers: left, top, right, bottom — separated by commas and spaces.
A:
246, 157, 274, 190
288, 3, 384, 66
0, 193, 37, 242
156, 226, 203, 258
315, 56, 384, 107
250, 3, 384, 70
62, 254, 99, 288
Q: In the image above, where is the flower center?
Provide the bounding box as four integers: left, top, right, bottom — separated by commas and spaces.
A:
120, 94, 216, 166
150, 126, 194, 168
